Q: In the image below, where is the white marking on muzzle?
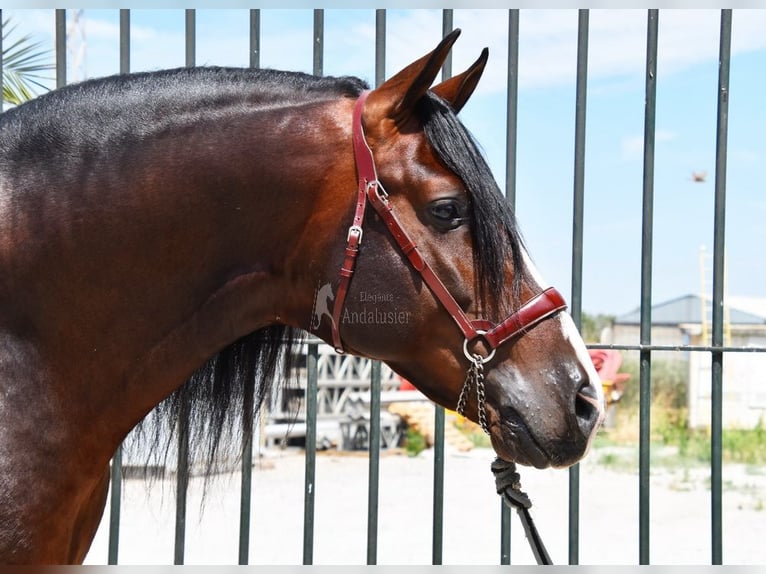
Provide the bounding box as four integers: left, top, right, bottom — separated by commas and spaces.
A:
522, 248, 606, 443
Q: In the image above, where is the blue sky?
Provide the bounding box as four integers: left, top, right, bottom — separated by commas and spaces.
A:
5, 9, 765, 316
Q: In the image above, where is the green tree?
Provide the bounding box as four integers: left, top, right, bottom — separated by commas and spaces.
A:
580, 312, 615, 343
2, 17, 53, 106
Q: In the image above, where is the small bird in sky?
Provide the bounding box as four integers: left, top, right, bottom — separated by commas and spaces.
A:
691, 170, 708, 183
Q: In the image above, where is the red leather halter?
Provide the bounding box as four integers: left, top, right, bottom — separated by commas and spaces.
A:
330, 90, 567, 362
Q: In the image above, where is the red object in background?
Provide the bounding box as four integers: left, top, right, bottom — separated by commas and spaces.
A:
400, 352, 630, 396
589, 349, 630, 404
399, 376, 417, 391
589, 349, 628, 381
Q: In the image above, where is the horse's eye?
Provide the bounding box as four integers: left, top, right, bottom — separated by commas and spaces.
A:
429, 199, 467, 230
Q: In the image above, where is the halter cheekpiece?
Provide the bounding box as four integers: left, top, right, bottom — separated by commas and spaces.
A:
330, 90, 568, 423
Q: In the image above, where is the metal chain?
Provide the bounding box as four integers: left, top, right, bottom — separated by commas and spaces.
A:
474, 357, 488, 434
455, 367, 472, 419
456, 354, 489, 435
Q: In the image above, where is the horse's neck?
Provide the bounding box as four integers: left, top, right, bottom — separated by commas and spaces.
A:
5, 97, 354, 449
117, 100, 353, 378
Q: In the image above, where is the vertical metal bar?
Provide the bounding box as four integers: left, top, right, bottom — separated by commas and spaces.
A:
568, 9, 589, 566
237, 16, 261, 565
429, 10, 453, 566
501, 10, 520, 564
366, 360, 382, 565
570, 9, 589, 335
504, 9, 520, 212
119, 10, 130, 75
250, 10, 260, 69
432, 406, 445, 565
302, 18, 324, 565
711, 9, 731, 566
362, 12, 386, 566
500, 501, 512, 565
639, 9, 659, 566
185, 9, 195, 68
439, 9, 453, 79
108, 446, 122, 564
55, 9, 66, 88
239, 379, 254, 565
174, 11, 196, 565
313, 10, 323, 77
174, 396, 190, 565
106, 12, 131, 565
374, 10, 386, 89
302, 341, 319, 564
311, 6, 323, 77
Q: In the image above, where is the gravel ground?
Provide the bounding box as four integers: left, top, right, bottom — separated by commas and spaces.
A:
84, 446, 766, 566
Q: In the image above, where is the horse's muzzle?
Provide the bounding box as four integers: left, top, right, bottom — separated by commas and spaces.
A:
490, 367, 605, 469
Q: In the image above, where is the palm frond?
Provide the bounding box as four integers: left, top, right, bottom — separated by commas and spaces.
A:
2, 17, 54, 104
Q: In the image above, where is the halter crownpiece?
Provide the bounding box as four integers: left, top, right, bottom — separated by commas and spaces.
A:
331, 89, 568, 362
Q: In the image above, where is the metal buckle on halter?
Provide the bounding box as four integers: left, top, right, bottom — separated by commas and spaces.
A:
463, 330, 497, 365
347, 225, 363, 243
365, 179, 388, 201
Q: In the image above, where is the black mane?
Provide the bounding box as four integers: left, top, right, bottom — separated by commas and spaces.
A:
0, 67, 369, 167
1, 65, 369, 122
418, 92, 527, 312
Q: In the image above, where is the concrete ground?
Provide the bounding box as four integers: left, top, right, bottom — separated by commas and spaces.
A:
84, 446, 766, 566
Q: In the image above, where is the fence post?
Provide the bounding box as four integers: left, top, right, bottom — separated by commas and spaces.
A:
639, 9, 659, 566
428, 9, 454, 567
119, 9, 129, 75
501, 9, 520, 564
362, 11, 388, 566
302, 340, 320, 564
105, 11, 132, 565
108, 446, 122, 565
302, 16, 325, 564
366, 360, 382, 564
236, 16, 262, 566
568, 8, 589, 565
172, 10, 196, 566
710, 9, 732, 565
250, 10, 260, 70
55, 10, 66, 88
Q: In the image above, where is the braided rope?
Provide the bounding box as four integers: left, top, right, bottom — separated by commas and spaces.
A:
491, 458, 552, 565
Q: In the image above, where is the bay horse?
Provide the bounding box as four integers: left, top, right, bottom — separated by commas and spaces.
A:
0, 30, 604, 564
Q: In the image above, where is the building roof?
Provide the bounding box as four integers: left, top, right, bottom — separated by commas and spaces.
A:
615, 294, 766, 326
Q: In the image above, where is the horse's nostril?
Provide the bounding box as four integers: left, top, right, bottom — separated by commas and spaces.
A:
575, 380, 603, 435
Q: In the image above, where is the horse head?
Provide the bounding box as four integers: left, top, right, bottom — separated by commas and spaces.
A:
309, 30, 604, 469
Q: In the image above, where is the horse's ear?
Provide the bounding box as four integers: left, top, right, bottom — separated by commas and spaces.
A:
430, 47, 488, 113
364, 29, 461, 127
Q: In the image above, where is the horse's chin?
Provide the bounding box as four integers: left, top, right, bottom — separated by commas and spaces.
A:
489, 425, 553, 470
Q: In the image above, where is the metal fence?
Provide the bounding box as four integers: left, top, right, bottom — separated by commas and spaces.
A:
2, 7, 762, 566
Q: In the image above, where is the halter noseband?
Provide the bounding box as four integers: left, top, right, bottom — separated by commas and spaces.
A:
331, 89, 567, 373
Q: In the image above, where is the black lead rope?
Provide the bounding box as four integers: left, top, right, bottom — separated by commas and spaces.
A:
491, 458, 553, 565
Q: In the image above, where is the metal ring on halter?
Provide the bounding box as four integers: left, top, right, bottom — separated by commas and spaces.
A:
463, 330, 496, 364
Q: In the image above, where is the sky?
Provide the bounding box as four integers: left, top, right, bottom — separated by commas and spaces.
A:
4, 8, 765, 317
